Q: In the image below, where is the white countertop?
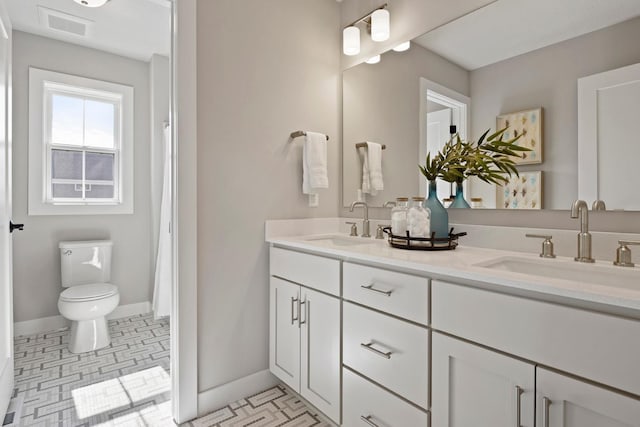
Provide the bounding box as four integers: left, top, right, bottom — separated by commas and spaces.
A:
267, 231, 640, 317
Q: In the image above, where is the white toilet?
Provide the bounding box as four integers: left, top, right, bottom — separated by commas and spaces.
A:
57, 240, 120, 353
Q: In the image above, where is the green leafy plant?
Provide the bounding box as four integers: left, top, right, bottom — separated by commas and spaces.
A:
419, 127, 530, 185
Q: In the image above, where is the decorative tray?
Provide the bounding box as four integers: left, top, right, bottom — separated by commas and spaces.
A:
382, 227, 467, 251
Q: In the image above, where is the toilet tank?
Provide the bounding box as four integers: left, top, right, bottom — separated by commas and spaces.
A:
59, 240, 113, 287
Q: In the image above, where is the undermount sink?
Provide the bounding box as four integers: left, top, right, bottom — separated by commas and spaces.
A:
476, 256, 640, 290
304, 235, 377, 247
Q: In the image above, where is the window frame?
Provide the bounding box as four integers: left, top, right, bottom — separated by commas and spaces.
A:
29, 67, 134, 215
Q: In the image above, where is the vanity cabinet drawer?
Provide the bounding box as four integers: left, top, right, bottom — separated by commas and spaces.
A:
270, 247, 340, 296
343, 368, 429, 427
343, 301, 429, 409
343, 262, 430, 325
432, 280, 640, 397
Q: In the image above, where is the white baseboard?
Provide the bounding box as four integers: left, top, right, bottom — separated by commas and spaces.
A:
13, 315, 68, 337
109, 301, 152, 320
197, 369, 279, 417
14, 301, 152, 337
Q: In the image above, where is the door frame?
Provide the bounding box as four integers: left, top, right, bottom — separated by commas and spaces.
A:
0, 0, 11, 420
171, 0, 198, 423
418, 77, 470, 199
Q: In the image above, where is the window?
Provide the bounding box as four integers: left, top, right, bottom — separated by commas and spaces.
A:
29, 68, 134, 215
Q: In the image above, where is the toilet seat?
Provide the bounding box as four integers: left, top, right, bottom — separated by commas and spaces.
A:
59, 283, 118, 302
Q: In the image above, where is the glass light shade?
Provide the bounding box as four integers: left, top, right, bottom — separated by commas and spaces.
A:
393, 41, 411, 52
73, 0, 109, 6
365, 55, 381, 64
343, 26, 360, 56
371, 9, 390, 42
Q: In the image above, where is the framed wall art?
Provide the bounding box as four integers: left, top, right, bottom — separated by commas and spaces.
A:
497, 107, 543, 165
496, 171, 543, 210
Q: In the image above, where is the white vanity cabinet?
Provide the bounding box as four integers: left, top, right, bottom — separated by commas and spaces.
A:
342, 262, 431, 425
431, 279, 640, 426
536, 368, 640, 427
432, 332, 535, 427
268, 237, 640, 426
269, 248, 341, 424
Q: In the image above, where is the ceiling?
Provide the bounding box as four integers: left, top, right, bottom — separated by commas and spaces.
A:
415, 0, 640, 70
6, 0, 170, 62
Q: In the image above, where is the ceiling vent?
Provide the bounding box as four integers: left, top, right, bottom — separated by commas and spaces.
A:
37, 6, 93, 37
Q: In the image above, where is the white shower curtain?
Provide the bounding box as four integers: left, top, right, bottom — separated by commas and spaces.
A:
153, 125, 172, 319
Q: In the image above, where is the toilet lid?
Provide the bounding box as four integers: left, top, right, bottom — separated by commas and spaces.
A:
60, 283, 118, 301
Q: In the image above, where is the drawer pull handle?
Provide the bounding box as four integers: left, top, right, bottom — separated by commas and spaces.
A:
291, 296, 299, 325
360, 341, 392, 359
360, 283, 393, 296
515, 386, 522, 427
542, 397, 551, 427
360, 415, 381, 427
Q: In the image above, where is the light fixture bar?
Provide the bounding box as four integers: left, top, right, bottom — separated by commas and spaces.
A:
344, 3, 388, 29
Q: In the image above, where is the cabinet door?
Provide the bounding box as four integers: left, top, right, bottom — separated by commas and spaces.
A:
269, 277, 300, 392
300, 288, 341, 424
432, 333, 535, 427
536, 368, 640, 427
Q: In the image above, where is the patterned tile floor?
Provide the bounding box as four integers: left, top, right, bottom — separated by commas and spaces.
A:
11, 314, 330, 427
13, 313, 172, 426
188, 386, 332, 427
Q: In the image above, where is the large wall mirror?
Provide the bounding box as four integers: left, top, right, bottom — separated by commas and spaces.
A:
342, 0, 640, 210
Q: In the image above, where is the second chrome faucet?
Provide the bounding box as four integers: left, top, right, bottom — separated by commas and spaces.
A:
570, 199, 595, 263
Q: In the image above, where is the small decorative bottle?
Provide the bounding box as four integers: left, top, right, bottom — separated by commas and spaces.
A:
391, 197, 409, 236
407, 197, 431, 240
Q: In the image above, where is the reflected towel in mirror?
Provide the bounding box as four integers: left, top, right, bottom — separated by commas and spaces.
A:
361, 141, 384, 195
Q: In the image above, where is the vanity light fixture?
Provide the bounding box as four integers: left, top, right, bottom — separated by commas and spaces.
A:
393, 41, 411, 52
342, 4, 389, 56
371, 9, 390, 42
73, 0, 110, 7
343, 26, 361, 56
366, 55, 381, 64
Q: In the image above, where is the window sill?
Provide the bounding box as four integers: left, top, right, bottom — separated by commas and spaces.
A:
28, 201, 133, 216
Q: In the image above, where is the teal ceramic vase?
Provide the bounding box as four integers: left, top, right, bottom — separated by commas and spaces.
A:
449, 181, 471, 209
423, 180, 449, 238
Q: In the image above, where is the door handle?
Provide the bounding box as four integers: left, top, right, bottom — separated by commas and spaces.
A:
542, 397, 551, 427
515, 386, 523, 427
9, 221, 24, 233
290, 296, 299, 325
299, 299, 307, 328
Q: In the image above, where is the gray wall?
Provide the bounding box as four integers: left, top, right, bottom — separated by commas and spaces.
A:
470, 17, 640, 209
196, 0, 341, 393
343, 43, 468, 206
12, 31, 153, 322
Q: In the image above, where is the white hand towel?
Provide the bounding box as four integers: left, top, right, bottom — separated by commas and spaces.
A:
361, 142, 384, 195
302, 132, 328, 206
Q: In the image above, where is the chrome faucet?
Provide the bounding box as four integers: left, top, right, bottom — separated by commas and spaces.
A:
349, 201, 370, 238
570, 200, 595, 263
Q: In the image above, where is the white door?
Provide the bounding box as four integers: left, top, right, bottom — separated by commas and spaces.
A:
0, 2, 12, 420
578, 62, 640, 210
426, 108, 453, 201
432, 332, 535, 427
537, 368, 640, 427
300, 288, 340, 424
269, 277, 300, 392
